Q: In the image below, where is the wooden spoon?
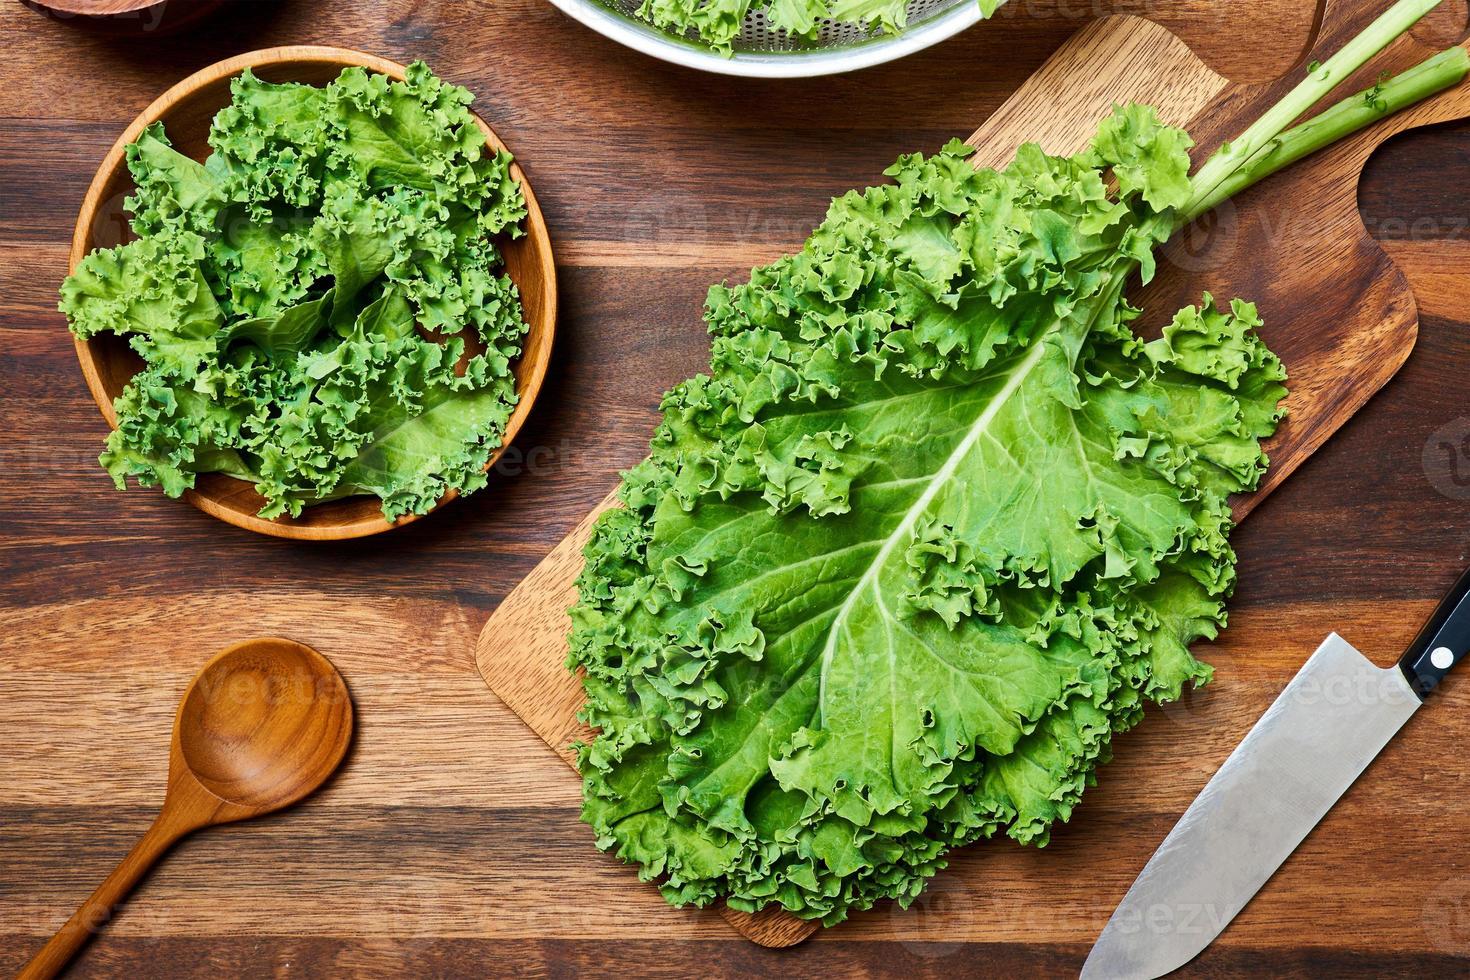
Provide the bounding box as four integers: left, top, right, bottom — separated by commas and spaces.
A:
20, 638, 354, 979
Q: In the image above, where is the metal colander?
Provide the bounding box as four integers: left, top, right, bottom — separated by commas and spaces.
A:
546, 0, 997, 78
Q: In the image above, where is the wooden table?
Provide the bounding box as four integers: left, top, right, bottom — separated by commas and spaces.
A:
2, 1, 1468, 975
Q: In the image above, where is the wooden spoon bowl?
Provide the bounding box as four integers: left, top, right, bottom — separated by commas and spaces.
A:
70, 46, 557, 540
175, 640, 354, 811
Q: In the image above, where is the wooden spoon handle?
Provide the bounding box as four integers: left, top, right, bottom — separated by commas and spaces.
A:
18, 814, 187, 980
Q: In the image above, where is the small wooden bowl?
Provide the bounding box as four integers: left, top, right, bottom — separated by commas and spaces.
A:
70, 46, 557, 540
22, 0, 226, 34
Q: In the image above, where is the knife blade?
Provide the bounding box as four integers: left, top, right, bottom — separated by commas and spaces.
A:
1081, 564, 1470, 980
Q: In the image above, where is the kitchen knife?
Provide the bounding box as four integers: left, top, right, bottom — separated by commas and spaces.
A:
1081, 564, 1470, 980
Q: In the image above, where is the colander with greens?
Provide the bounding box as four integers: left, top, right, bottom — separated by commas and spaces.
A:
547, 0, 1003, 77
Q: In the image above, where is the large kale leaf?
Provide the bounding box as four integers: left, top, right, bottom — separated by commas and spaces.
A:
569, 107, 1285, 924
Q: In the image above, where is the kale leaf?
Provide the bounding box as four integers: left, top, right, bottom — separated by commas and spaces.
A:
569, 108, 1285, 924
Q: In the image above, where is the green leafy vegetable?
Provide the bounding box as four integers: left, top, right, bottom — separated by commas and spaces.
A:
632, 0, 1005, 56
570, 114, 1283, 924
61, 62, 529, 521
568, 5, 1467, 925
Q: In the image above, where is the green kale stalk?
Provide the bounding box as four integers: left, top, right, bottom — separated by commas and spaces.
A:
61, 63, 529, 521
569, 2, 1467, 924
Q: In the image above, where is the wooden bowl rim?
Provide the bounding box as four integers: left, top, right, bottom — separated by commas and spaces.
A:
28, 0, 173, 15
70, 45, 558, 541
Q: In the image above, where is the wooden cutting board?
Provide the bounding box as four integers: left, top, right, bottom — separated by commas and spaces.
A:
477, 1, 1470, 949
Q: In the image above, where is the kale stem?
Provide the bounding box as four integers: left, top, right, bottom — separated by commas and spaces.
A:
1184, 0, 1445, 216
1185, 45, 1469, 220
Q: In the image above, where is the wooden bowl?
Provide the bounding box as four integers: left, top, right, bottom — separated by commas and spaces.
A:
70, 46, 557, 540
22, 0, 226, 34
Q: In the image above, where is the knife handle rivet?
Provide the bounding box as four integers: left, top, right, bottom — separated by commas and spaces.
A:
1430, 646, 1455, 670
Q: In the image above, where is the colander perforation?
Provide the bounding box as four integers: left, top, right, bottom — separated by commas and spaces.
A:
548, 0, 999, 78
599, 0, 971, 52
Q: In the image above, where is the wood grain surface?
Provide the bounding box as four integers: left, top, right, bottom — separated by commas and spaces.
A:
3, 0, 1470, 976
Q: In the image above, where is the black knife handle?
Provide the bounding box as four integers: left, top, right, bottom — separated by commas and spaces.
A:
1399, 564, 1470, 700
